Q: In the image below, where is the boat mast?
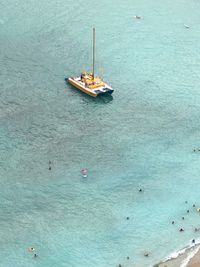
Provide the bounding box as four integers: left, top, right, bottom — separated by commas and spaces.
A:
92, 28, 95, 80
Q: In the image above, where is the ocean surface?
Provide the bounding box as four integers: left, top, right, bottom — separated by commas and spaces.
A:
1, 0, 200, 266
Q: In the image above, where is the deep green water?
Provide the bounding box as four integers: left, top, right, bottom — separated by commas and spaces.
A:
1, 0, 200, 266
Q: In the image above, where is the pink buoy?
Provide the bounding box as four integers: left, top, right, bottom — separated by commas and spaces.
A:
81, 168, 88, 177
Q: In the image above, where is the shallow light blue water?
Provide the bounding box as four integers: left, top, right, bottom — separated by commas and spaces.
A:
1, 0, 200, 266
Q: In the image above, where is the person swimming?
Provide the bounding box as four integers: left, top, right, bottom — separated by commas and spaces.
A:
28, 247, 35, 252
134, 15, 142, 19
172, 221, 175, 224
139, 188, 143, 192
179, 228, 184, 232
28, 247, 38, 258
49, 160, 52, 170
182, 217, 185, 220
81, 168, 88, 178
187, 210, 190, 213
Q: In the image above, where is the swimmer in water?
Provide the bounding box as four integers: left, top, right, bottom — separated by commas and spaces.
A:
139, 188, 143, 192
81, 168, 88, 178
126, 217, 130, 220
193, 204, 196, 207
28, 247, 35, 252
179, 228, 184, 232
49, 160, 52, 170
187, 210, 190, 213
34, 254, 38, 258
134, 15, 142, 19
172, 221, 175, 224
182, 217, 185, 220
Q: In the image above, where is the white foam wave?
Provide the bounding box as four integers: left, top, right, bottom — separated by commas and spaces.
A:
180, 246, 200, 267
161, 238, 200, 263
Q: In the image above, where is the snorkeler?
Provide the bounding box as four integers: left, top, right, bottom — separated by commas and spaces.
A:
81, 168, 88, 178
49, 160, 52, 170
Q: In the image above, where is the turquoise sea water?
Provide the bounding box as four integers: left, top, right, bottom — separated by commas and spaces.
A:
1, 0, 200, 266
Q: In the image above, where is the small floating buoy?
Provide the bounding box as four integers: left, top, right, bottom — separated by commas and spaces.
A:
184, 24, 190, 29
197, 208, 200, 212
81, 168, 88, 178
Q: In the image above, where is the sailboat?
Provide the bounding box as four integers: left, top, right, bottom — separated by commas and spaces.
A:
65, 28, 114, 97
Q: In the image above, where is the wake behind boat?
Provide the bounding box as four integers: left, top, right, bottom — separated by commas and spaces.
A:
65, 28, 114, 97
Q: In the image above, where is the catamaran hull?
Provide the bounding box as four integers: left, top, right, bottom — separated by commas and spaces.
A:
65, 78, 113, 97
